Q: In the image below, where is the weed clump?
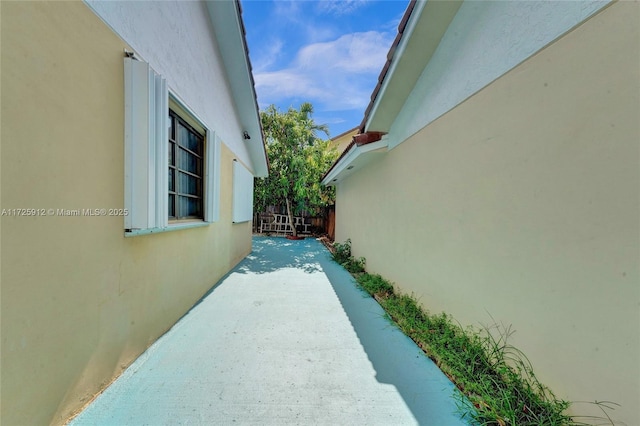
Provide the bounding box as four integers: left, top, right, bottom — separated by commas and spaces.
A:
331, 238, 366, 273
355, 273, 394, 297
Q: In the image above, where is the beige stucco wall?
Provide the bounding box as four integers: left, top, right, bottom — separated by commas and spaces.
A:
1, 2, 251, 424
336, 2, 639, 425
330, 127, 359, 155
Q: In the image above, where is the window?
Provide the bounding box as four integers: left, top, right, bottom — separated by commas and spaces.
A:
169, 110, 204, 220
124, 57, 220, 234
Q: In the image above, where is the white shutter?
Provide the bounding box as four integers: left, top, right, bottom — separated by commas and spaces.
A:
232, 160, 254, 223
154, 74, 168, 228
205, 130, 221, 223
124, 58, 168, 231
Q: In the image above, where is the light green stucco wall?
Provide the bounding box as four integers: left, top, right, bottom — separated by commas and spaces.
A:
1, 2, 251, 424
336, 2, 639, 424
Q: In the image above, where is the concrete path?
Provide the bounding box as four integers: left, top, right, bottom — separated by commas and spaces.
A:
71, 237, 470, 425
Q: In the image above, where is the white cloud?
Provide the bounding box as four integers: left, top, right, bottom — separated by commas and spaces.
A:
316, 0, 369, 16
270, 1, 340, 43
252, 38, 284, 72
254, 30, 392, 112
297, 32, 389, 73
272, 1, 305, 25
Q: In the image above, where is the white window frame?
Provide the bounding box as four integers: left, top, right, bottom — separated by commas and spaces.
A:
124, 57, 220, 236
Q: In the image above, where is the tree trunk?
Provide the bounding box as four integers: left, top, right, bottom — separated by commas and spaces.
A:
285, 197, 297, 237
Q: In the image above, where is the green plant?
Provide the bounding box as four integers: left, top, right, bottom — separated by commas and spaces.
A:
332, 238, 353, 265
331, 239, 367, 273
356, 273, 394, 297
333, 266, 618, 426
343, 256, 366, 274
254, 103, 338, 236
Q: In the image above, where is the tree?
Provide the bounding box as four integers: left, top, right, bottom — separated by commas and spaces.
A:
254, 103, 339, 236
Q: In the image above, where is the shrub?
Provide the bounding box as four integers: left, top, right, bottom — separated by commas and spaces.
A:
332, 239, 366, 273
332, 238, 352, 264
343, 256, 366, 273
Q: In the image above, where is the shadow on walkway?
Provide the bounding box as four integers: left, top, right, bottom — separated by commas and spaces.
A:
235, 237, 324, 275
70, 236, 470, 425
246, 237, 470, 425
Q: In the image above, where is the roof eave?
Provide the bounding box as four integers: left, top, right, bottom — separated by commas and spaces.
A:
205, 0, 268, 177
362, 0, 463, 134
322, 133, 388, 185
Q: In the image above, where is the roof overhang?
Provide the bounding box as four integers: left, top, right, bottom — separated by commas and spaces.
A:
363, 0, 462, 134
322, 0, 462, 186
205, 0, 268, 177
322, 133, 388, 186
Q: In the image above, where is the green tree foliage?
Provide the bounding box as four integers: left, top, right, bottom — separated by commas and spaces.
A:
254, 103, 339, 236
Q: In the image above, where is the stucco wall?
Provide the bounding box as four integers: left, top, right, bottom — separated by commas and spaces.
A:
85, 0, 252, 170
1, 2, 251, 424
336, 2, 639, 424
388, 0, 609, 149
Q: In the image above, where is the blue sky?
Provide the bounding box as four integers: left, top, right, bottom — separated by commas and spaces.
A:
241, 0, 410, 138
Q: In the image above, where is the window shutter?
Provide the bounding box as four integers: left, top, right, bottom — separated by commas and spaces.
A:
232, 160, 254, 223
124, 58, 168, 231
205, 130, 221, 223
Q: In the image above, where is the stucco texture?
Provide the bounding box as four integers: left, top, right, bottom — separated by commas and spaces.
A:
336, 2, 639, 425
1, 2, 251, 424
85, 0, 253, 170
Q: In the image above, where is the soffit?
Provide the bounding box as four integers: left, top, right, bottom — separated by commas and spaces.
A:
205, 0, 268, 177
364, 0, 463, 134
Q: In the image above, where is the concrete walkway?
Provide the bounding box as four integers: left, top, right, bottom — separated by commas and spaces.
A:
71, 237, 470, 425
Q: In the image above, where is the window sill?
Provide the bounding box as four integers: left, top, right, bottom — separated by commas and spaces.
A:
125, 221, 209, 237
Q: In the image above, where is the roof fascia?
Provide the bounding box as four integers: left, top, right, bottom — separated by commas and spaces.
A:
321, 137, 389, 186
364, 0, 463, 133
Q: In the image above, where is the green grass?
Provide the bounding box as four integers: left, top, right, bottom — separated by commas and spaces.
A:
329, 240, 617, 426
356, 273, 573, 425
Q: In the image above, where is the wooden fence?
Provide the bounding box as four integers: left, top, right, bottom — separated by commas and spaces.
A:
253, 206, 334, 239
